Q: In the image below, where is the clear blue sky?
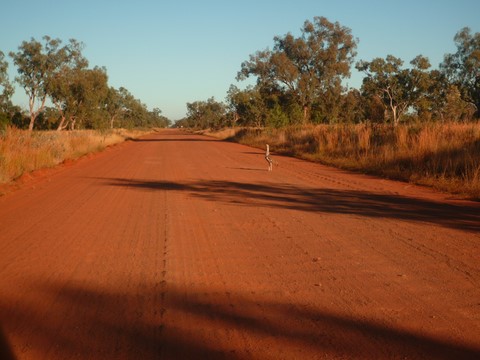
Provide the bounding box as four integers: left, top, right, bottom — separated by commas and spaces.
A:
2, 0, 479, 120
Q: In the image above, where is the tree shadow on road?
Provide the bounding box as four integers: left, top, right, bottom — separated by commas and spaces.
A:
1, 280, 479, 359
104, 178, 480, 233
0, 326, 15, 360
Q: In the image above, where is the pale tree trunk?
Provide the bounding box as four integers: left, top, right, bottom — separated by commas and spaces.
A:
385, 89, 399, 127
56, 116, 67, 131
70, 117, 76, 130
54, 103, 67, 131
110, 115, 116, 129
28, 93, 47, 131
28, 94, 36, 131
392, 105, 398, 126
28, 114, 35, 131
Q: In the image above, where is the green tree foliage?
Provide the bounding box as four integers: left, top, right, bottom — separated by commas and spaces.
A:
441, 84, 477, 121
184, 97, 226, 129
339, 89, 365, 124
356, 55, 436, 125
5, 23, 479, 132
441, 27, 480, 116
238, 16, 357, 124
112, 87, 147, 128
46, 40, 110, 130
72, 67, 109, 129
356, 55, 407, 125
104, 87, 124, 129
227, 85, 267, 127
7, 36, 170, 131
225, 21, 479, 127
0, 51, 14, 113
104, 87, 170, 129
9, 36, 73, 130
0, 51, 14, 129
148, 107, 171, 128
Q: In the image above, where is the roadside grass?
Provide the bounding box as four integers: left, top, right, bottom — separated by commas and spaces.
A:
205, 122, 480, 200
0, 127, 149, 184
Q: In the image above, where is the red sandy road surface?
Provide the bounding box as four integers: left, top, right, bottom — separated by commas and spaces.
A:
0, 129, 479, 359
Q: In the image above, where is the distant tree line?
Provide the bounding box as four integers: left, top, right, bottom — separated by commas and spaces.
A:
0, 36, 170, 131
176, 17, 479, 129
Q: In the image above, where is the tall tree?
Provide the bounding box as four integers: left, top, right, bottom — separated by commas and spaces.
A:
441, 27, 480, 117
340, 88, 365, 124
105, 87, 123, 129
9, 36, 82, 130
47, 40, 91, 130
356, 55, 432, 125
238, 16, 357, 124
147, 108, 170, 128
69, 66, 109, 129
50, 66, 109, 130
185, 97, 226, 129
356, 55, 406, 125
114, 87, 148, 128
0, 51, 14, 113
226, 85, 267, 127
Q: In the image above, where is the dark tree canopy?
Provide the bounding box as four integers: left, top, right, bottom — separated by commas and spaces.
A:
238, 16, 358, 123
441, 27, 480, 115
9, 36, 74, 130
5, 36, 169, 130
0, 51, 14, 113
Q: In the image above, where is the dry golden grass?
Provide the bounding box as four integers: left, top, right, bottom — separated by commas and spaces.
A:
0, 127, 149, 184
209, 123, 480, 200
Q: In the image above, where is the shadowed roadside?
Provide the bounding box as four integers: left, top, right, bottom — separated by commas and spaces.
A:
0, 326, 15, 360
1, 280, 479, 359
102, 178, 480, 233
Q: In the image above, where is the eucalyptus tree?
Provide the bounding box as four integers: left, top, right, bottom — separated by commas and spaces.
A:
409, 69, 472, 122
105, 86, 152, 128
106, 87, 171, 128
238, 16, 357, 124
148, 107, 171, 128
113, 87, 150, 128
185, 97, 226, 129
0, 51, 14, 113
9, 36, 75, 130
226, 85, 267, 127
356, 55, 433, 125
46, 40, 92, 130
105, 87, 123, 128
49, 58, 109, 130
356, 55, 405, 125
340, 88, 365, 124
69, 66, 109, 129
441, 27, 480, 117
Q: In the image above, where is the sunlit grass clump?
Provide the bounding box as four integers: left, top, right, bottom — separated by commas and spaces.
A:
209, 122, 480, 199
0, 127, 148, 184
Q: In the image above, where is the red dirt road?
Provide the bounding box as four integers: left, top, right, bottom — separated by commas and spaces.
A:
0, 129, 479, 359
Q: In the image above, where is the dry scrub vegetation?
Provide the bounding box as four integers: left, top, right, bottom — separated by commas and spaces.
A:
0, 127, 148, 184
208, 123, 480, 200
